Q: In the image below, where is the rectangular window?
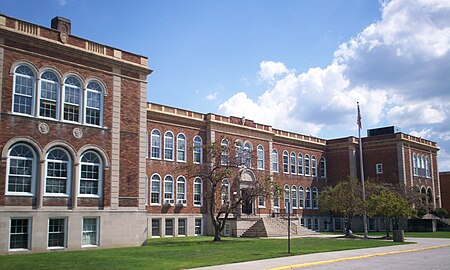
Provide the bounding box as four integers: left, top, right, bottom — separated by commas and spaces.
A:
376, 163, 383, 174
258, 196, 265, 208
82, 217, 98, 246
10, 218, 30, 250
273, 195, 280, 208
313, 218, 319, 231
306, 218, 312, 229
165, 219, 174, 237
178, 218, 187, 236
48, 218, 66, 248
152, 219, 161, 237
195, 218, 202, 236
300, 218, 305, 227
194, 179, 202, 206
224, 223, 231, 236
334, 218, 343, 231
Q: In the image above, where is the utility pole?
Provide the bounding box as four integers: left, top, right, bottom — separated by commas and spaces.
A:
357, 102, 368, 239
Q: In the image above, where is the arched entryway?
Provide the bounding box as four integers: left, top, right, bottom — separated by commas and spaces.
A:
240, 169, 256, 215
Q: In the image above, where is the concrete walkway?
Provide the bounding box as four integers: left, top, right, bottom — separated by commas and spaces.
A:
189, 237, 450, 270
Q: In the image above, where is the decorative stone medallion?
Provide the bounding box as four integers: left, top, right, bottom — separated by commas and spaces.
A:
38, 123, 49, 134
73, 127, 83, 139
59, 23, 69, 44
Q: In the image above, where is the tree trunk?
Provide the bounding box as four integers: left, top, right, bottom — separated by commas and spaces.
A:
213, 226, 222, 241
345, 217, 353, 235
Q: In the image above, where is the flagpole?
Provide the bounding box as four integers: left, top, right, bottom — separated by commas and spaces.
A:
357, 102, 368, 239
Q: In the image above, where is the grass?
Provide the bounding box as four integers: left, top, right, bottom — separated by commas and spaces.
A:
321, 231, 450, 238
0, 236, 406, 270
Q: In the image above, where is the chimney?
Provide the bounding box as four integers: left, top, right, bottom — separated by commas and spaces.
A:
51, 16, 71, 34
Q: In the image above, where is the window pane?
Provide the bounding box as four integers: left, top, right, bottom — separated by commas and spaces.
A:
82, 218, 97, 246
48, 219, 65, 247
10, 219, 29, 249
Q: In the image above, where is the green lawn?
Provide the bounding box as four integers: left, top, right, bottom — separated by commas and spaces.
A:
0, 237, 406, 270
322, 231, 450, 238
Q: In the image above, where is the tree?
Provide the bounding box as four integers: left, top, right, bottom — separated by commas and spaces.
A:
318, 178, 364, 236
179, 138, 273, 241
367, 189, 412, 237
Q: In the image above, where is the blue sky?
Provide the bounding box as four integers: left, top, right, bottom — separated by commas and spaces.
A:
1, 0, 450, 171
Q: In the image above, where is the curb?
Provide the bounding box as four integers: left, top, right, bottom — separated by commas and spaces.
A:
268, 244, 450, 270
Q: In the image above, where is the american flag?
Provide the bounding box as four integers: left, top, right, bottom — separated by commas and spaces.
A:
357, 102, 362, 129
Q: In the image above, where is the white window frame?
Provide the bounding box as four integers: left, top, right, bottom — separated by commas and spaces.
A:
193, 136, 203, 164
164, 175, 174, 205
178, 218, 187, 236
164, 131, 174, 161
290, 152, 296, 174
193, 177, 203, 207
299, 186, 304, 209
320, 157, 326, 178
243, 142, 252, 167
221, 179, 230, 205
79, 151, 103, 198
376, 163, 383, 174
272, 149, 278, 172
176, 133, 186, 162
151, 129, 161, 159
195, 218, 203, 236
9, 217, 32, 251
47, 217, 67, 249
38, 70, 60, 120
221, 139, 230, 165
12, 64, 36, 117
176, 176, 187, 206
257, 145, 264, 170
413, 154, 418, 176
150, 174, 161, 205
62, 76, 82, 124
305, 154, 310, 176
425, 157, 430, 178
282, 151, 289, 174
306, 187, 312, 209
291, 186, 298, 209
312, 187, 319, 209
284, 184, 290, 210
6, 143, 37, 196
298, 153, 303, 175
258, 196, 266, 208
165, 218, 174, 237
82, 217, 99, 247
84, 81, 104, 127
311, 155, 317, 177
44, 148, 71, 197
151, 218, 161, 238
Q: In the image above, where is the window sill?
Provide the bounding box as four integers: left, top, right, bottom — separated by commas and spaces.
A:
81, 244, 98, 248
78, 195, 101, 199
5, 192, 34, 197
9, 248, 30, 252
44, 194, 69, 198
47, 246, 66, 250
150, 203, 162, 206
258, 205, 266, 208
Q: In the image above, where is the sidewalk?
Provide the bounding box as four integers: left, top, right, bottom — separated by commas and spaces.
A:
190, 237, 450, 270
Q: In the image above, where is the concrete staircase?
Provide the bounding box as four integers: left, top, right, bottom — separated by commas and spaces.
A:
240, 217, 318, 238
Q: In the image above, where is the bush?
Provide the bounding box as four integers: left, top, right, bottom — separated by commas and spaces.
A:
432, 208, 449, 218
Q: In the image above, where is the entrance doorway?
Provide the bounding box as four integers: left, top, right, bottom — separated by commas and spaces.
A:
241, 189, 253, 215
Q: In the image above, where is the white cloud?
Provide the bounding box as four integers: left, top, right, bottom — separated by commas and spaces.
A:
218, 0, 450, 170
258, 61, 289, 81
205, 92, 218, 101
59, 0, 67, 6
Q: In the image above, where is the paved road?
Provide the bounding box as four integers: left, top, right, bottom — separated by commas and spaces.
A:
191, 238, 450, 270
294, 246, 450, 270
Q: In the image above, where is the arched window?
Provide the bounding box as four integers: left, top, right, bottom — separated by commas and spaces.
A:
272, 149, 278, 172
45, 148, 71, 195
85, 81, 103, 126
306, 187, 312, 209
305, 155, 310, 176
425, 157, 430, 178
243, 142, 252, 167
299, 186, 304, 208
164, 175, 174, 204
298, 153, 303, 175
176, 176, 186, 205
39, 70, 59, 119
177, 133, 186, 162
221, 180, 230, 205
257, 145, 264, 170
164, 131, 174, 160
311, 156, 317, 177
150, 174, 161, 205
151, 129, 161, 159
320, 157, 326, 178
194, 177, 202, 206
273, 189, 280, 208
13, 65, 36, 115
221, 139, 230, 165
291, 186, 298, 209
284, 185, 290, 210
420, 156, 425, 177
79, 151, 102, 197
282, 151, 289, 173
413, 154, 418, 176
290, 152, 296, 174
63, 76, 82, 123
235, 141, 243, 164
193, 136, 202, 164
312, 187, 319, 209
6, 144, 36, 195
421, 186, 427, 205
